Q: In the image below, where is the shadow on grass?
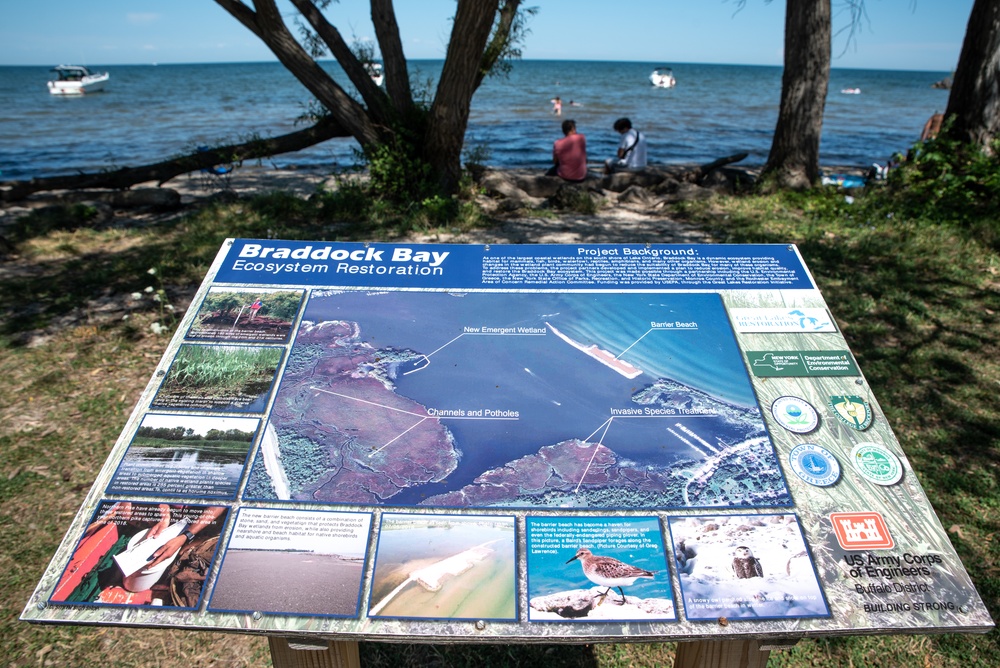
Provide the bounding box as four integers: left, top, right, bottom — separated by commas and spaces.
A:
697, 196, 1000, 664
359, 642, 600, 668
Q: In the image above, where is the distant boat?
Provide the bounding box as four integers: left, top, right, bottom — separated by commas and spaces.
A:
47, 65, 109, 95
841, 87, 861, 95
366, 62, 384, 87
649, 67, 676, 88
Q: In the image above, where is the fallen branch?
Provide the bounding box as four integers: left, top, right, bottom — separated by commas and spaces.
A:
685, 152, 749, 183
0, 116, 350, 202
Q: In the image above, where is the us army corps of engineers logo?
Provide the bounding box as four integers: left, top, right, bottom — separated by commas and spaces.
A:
829, 395, 873, 431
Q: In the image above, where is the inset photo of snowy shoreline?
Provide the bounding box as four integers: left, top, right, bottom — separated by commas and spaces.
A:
667, 513, 830, 621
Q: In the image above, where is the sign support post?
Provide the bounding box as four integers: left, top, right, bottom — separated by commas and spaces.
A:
675, 640, 770, 668
269, 638, 360, 668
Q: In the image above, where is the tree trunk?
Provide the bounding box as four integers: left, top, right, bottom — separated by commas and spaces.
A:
0, 117, 348, 202
945, 0, 1000, 151
425, 0, 502, 193
761, 0, 831, 191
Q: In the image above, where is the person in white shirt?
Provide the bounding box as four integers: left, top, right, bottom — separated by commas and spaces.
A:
604, 117, 647, 173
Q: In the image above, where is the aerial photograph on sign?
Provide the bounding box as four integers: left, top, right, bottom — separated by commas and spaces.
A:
368, 514, 516, 621
244, 291, 791, 509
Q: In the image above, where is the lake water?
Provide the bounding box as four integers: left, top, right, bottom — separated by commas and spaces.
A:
0, 60, 951, 180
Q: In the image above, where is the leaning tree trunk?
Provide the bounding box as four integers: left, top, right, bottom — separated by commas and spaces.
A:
761, 0, 831, 191
0, 117, 348, 202
424, 0, 502, 193
944, 0, 1000, 151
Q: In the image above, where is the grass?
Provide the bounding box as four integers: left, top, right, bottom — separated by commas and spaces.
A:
2, 179, 998, 666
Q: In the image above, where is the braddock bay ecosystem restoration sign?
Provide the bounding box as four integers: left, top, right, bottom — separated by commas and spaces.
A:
24, 240, 992, 644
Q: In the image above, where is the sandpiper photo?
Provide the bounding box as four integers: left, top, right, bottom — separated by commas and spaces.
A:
526, 516, 675, 622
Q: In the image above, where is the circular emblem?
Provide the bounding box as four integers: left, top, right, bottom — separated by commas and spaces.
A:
789, 443, 841, 486
850, 442, 903, 486
829, 395, 873, 431
771, 396, 819, 434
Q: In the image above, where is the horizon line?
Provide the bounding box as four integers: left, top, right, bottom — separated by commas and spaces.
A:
1, 57, 954, 75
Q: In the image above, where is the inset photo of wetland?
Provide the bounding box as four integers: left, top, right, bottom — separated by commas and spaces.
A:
186, 287, 304, 343
151, 344, 283, 412
368, 514, 516, 621
107, 414, 259, 499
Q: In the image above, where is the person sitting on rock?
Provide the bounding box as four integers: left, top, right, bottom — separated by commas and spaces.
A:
604, 117, 647, 174
547, 119, 588, 182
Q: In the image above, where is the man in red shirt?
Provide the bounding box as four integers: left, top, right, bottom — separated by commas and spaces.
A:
549, 119, 588, 182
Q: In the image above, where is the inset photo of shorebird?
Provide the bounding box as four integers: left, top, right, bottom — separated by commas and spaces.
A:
525, 516, 676, 622
667, 513, 831, 621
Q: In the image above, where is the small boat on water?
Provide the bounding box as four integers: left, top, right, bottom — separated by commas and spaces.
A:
649, 67, 676, 88
48, 65, 109, 95
840, 87, 861, 95
366, 62, 384, 87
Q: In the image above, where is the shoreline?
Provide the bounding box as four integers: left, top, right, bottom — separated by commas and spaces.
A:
1, 159, 872, 208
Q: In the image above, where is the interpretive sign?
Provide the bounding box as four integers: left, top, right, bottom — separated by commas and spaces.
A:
24, 241, 992, 644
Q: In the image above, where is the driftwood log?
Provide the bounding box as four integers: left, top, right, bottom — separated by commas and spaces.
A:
0, 117, 349, 202
684, 152, 750, 183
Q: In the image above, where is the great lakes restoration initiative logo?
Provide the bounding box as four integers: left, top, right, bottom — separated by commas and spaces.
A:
729, 307, 836, 333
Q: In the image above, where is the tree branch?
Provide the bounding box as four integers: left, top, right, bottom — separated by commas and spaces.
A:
0, 117, 349, 202
213, 0, 263, 39
289, 0, 391, 122
371, 0, 414, 112
475, 0, 525, 89
219, 0, 380, 147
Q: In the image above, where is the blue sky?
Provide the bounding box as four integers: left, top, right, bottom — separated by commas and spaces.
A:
1, 1, 972, 71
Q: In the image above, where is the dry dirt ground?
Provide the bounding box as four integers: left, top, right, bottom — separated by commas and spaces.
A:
1, 165, 714, 346
180, 165, 715, 245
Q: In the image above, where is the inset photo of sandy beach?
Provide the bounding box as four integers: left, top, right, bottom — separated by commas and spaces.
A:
368, 514, 516, 621
208, 508, 372, 617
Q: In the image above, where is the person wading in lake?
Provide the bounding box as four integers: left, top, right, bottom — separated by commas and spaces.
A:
547, 119, 588, 182
604, 117, 647, 173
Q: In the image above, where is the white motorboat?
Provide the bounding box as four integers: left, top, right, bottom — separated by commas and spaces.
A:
650, 67, 676, 88
366, 62, 384, 87
47, 65, 109, 95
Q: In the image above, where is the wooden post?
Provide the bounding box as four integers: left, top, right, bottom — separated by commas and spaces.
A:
674, 639, 771, 668
268, 638, 361, 668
